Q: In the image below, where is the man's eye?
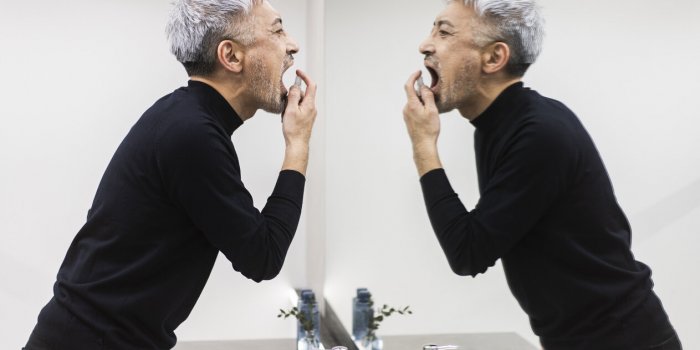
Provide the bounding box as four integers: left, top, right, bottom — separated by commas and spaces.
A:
276, 29, 285, 34
439, 30, 451, 37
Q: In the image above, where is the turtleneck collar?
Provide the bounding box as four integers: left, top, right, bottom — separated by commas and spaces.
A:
187, 80, 243, 136
470, 82, 527, 132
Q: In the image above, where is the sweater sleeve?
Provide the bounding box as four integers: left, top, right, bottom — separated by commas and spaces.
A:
420, 120, 576, 276
157, 118, 305, 282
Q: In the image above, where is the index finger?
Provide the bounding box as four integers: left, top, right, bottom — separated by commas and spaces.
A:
404, 70, 422, 101
296, 69, 317, 105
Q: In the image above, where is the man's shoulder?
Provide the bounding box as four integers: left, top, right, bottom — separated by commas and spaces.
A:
497, 93, 578, 154
145, 87, 209, 123
141, 89, 222, 140
520, 89, 577, 120
517, 90, 585, 135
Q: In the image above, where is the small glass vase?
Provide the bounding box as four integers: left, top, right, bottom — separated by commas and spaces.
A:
359, 335, 383, 350
298, 329, 321, 350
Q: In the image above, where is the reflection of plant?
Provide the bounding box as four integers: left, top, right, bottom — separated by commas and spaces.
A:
278, 307, 314, 332
365, 298, 412, 343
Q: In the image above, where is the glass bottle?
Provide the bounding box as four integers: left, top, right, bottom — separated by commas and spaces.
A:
352, 288, 373, 342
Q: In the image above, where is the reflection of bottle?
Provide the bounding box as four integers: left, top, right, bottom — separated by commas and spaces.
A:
298, 329, 321, 350
298, 289, 321, 349
297, 290, 311, 341
352, 288, 373, 342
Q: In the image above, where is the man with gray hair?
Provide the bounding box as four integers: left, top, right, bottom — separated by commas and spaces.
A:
24, 0, 316, 349
403, 0, 680, 348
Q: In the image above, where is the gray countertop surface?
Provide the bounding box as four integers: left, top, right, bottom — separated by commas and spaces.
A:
174, 332, 538, 350
174, 338, 295, 350
381, 333, 538, 350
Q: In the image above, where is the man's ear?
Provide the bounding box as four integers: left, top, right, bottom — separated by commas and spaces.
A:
217, 40, 245, 73
481, 42, 510, 74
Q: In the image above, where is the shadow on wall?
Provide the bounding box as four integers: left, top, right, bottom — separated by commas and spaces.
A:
630, 177, 700, 242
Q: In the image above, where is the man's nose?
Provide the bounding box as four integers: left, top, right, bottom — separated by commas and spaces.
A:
419, 37, 435, 56
287, 35, 300, 55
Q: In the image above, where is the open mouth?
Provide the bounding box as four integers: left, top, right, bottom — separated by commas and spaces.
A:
425, 65, 439, 89
280, 65, 293, 95
280, 59, 295, 95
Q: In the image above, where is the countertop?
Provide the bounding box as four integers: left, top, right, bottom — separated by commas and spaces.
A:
173, 332, 538, 350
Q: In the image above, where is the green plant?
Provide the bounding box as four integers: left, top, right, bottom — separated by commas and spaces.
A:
278, 306, 314, 332
365, 299, 412, 343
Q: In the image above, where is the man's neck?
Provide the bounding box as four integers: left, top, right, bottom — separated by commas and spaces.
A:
458, 77, 522, 121
190, 75, 257, 121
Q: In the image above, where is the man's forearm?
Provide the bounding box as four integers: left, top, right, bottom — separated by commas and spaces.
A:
419, 168, 493, 277
413, 142, 443, 177
280, 70, 317, 176
282, 143, 310, 176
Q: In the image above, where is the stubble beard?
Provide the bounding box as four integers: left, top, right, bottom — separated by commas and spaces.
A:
435, 60, 479, 114
249, 57, 286, 114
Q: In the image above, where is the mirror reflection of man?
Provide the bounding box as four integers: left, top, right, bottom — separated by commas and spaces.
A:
402, 1, 681, 349
24, 0, 317, 349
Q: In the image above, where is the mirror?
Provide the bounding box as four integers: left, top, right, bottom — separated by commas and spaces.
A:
4, 0, 697, 349
322, 0, 697, 347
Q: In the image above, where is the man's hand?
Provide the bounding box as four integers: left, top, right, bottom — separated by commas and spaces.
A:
403, 71, 442, 176
281, 69, 318, 175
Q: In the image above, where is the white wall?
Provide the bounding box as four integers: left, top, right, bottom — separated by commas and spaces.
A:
3, 0, 699, 349
0, 0, 309, 348
324, 0, 700, 348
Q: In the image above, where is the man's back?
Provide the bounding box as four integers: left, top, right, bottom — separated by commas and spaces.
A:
34, 81, 305, 349
473, 83, 674, 348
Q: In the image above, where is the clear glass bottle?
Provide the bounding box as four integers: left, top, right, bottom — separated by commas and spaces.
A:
298, 329, 322, 350
352, 288, 373, 342
297, 290, 321, 348
360, 336, 383, 350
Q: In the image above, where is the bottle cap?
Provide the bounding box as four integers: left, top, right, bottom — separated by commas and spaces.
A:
301, 289, 316, 302
357, 289, 371, 302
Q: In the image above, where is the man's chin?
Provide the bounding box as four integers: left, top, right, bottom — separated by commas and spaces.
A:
251, 87, 285, 115
434, 95, 453, 114
260, 98, 286, 115
436, 101, 456, 114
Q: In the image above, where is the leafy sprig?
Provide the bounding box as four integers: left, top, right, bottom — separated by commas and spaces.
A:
278, 306, 314, 332
366, 299, 412, 342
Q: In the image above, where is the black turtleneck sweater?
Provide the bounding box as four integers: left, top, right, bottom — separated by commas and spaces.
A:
32, 81, 305, 349
419, 83, 674, 349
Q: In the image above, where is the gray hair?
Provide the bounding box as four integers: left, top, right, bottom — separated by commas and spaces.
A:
453, 0, 544, 77
166, 0, 261, 76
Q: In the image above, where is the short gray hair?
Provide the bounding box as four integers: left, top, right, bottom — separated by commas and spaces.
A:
454, 0, 544, 77
166, 0, 260, 76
